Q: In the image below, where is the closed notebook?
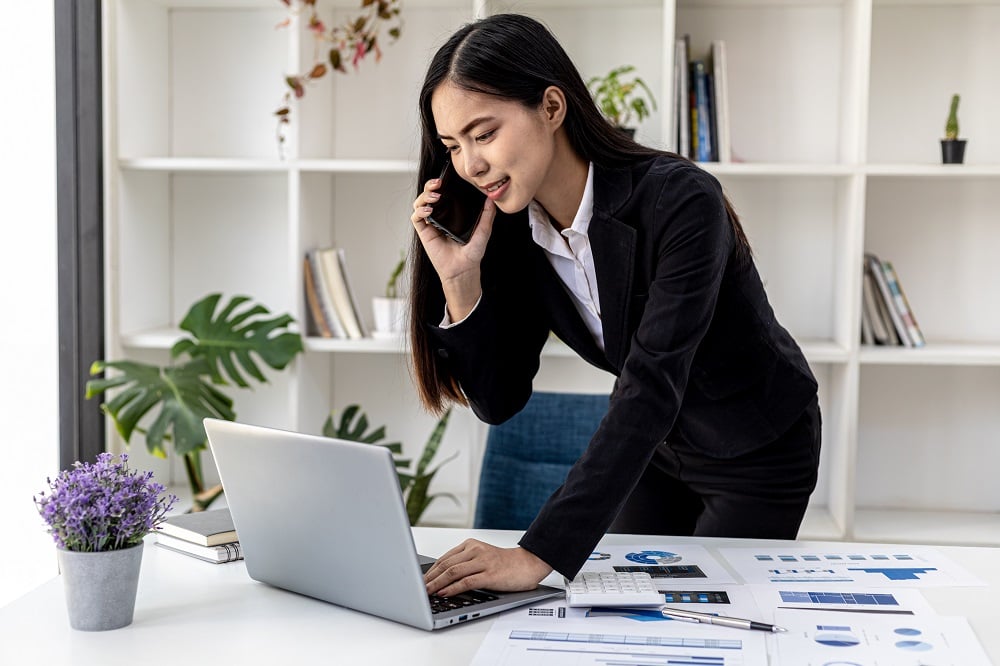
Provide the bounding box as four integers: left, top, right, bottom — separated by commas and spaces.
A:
156, 533, 243, 564
158, 508, 237, 546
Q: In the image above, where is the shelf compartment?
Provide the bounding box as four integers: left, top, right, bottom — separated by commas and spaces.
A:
865, 178, 1000, 345
116, 171, 292, 335
868, 2, 1000, 165
717, 176, 849, 344
856, 365, 1000, 525
677, 1, 863, 164
114, 1, 289, 160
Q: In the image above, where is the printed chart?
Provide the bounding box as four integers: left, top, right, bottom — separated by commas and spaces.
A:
772, 609, 992, 665
470, 600, 768, 666
749, 585, 936, 619
579, 545, 737, 587
719, 545, 984, 587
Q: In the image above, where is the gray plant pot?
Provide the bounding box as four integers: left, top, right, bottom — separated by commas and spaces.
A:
56, 541, 143, 631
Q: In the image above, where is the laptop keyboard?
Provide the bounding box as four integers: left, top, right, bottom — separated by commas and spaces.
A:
428, 589, 499, 614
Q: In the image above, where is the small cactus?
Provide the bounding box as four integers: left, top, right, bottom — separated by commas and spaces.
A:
945, 94, 960, 140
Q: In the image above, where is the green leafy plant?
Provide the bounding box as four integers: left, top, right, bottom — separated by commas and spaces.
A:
323, 404, 457, 525
275, 0, 403, 153
587, 65, 657, 130
385, 252, 406, 299
85, 294, 304, 512
945, 93, 960, 140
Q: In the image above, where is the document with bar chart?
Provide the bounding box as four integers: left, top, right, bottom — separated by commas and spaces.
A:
749, 585, 936, 619
470, 599, 769, 666
718, 545, 985, 587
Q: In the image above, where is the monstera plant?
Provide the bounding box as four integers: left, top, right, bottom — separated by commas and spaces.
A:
86, 294, 304, 512
323, 404, 456, 525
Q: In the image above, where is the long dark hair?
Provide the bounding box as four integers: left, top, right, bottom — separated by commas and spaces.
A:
410, 13, 751, 413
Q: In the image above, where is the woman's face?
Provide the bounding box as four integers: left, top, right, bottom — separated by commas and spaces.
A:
430, 81, 557, 215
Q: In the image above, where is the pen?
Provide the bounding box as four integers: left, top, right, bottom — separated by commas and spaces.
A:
659, 606, 787, 633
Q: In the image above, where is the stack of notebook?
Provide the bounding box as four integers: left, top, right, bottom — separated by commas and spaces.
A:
155, 508, 242, 564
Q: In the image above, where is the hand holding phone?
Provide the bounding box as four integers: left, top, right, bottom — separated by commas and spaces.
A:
425, 161, 487, 244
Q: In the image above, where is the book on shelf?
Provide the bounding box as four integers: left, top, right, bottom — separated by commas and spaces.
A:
158, 508, 238, 547
674, 36, 691, 159
303, 254, 333, 338
706, 69, 718, 162
674, 37, 729, 163
317, 247, 365, 340
861, 267, 891, 345
156, 533, 243, 564
862, 252, 926, 348
690, 59, 713, 163
335, 248, 368, 339
306, 248, 347, 339
865, 252, 911, 346
859, 291, 874, 345
882, 259, 925, 347
710, 40, 731, 163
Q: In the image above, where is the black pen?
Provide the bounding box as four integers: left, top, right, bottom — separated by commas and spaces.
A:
659, 606, 787, 633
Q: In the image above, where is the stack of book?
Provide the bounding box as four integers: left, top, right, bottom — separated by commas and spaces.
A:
861, 252, 925, 347
155, 508, 243, 564
303, 247, 367, 339
672, 35, 731, 163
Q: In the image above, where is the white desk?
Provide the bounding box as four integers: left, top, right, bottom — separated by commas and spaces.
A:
2, 529, 997, 664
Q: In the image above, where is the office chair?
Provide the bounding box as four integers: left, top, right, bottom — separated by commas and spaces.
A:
473, 391, 609, 530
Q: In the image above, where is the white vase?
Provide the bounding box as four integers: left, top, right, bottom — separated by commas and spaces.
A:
372, 297, 407, 339
56, 542, 143, 631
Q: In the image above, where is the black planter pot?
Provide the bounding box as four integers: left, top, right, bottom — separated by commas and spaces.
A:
941, 139, 967, 164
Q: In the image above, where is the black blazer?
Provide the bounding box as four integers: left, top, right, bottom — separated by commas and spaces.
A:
427, 155, 818, 578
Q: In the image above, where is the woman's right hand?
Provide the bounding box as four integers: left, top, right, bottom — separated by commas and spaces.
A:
411, 176, 496, 322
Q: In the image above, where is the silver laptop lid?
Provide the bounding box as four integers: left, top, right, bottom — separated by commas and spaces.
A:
204, 418, 436, 630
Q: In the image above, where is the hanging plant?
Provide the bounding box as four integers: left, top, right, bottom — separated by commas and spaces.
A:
275, 0, 403, 155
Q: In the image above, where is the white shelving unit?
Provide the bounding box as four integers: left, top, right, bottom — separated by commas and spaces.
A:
103, 0, 1000, 540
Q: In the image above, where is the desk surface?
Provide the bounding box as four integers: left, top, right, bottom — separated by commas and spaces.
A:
2, 528, 997, 664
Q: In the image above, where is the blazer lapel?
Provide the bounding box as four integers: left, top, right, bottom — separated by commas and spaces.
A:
590, 166, 637, 371
529, 245, 611, 371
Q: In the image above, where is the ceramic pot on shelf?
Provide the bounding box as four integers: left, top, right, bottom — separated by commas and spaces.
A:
941, 139, 967, 164
372, 297, 406, 340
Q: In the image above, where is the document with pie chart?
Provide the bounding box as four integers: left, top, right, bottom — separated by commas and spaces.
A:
771, 608, 991, 666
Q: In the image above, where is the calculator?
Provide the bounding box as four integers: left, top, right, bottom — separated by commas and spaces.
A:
564, 571, 665, 607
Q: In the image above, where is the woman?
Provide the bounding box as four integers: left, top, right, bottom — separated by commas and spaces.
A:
409, 14, 820, 598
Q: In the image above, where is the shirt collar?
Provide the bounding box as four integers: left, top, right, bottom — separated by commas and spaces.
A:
528, 162, 595, 254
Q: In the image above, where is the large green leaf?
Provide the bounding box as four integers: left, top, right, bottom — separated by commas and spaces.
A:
171, 293, 304, 388
323, 405, 407, 464
405, 408, 456, 524
85, 358, 235, 457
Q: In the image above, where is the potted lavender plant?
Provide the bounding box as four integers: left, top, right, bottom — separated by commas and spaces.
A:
34, 453, 177, 630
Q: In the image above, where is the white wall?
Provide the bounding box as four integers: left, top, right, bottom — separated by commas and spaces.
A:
0, 1, 60, 606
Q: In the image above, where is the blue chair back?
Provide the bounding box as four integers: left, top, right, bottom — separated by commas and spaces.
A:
473, 391, 609, 530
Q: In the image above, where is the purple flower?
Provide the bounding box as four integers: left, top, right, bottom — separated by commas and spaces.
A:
34, 452, 177, 552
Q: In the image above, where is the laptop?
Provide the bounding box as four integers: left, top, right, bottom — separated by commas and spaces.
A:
203, 418, 561, 630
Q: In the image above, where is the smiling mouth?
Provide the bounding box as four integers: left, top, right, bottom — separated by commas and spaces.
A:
485, 177, 509, 193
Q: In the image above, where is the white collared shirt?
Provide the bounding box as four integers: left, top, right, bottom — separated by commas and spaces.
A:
442, 162, 604, 352
526, 162, 604, 351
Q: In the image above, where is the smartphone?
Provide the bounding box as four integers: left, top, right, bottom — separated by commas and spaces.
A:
425, 161, 487, 244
